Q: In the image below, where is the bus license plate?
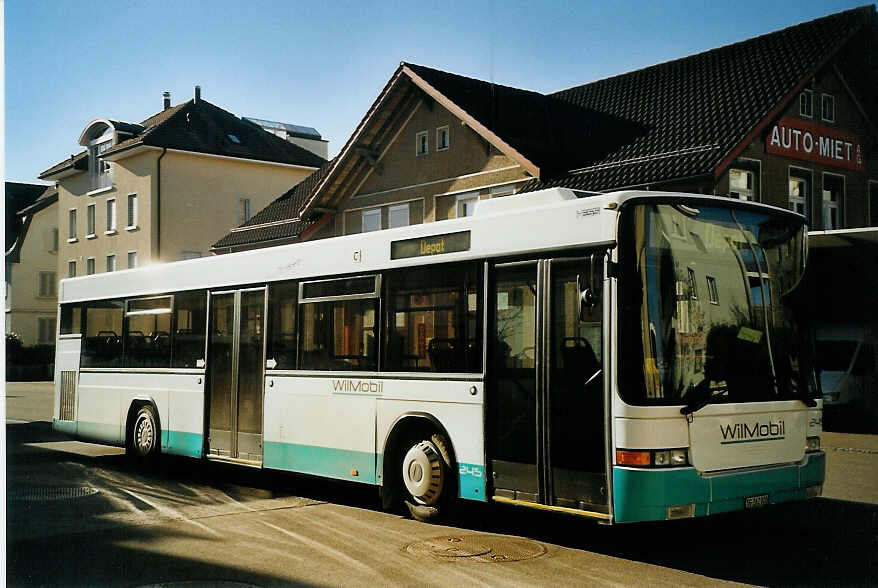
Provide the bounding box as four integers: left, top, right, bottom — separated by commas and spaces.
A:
745, 494, 769, 509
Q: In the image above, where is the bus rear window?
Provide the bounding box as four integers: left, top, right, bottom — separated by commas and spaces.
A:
60, 304, 82, 335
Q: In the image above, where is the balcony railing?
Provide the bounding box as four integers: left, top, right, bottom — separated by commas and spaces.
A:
89, 166, 113, 191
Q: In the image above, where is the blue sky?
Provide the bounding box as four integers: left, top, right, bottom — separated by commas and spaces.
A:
4, 0, 868, 183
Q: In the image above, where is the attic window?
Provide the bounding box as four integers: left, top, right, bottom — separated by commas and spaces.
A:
416, 131, 428, 156
227, 134, 241, 144
821, 94, 835, 123
799, 89, 813, 118
436, 126, 449, 151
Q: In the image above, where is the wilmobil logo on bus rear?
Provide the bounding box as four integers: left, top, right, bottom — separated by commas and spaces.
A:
688, 411, 806, 471
719, 420, 785, 445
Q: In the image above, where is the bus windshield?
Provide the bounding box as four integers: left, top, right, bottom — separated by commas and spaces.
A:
619, 202, 817, 407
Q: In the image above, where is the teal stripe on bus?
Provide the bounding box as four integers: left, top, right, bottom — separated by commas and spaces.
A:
377, 453, 486, 501
613, 452, 826, 523
458, 463, 487, 501
264, 441, 376, 484
60, 420, 202, 458
76, 421, 122, 444
53, 419, 77, 435
161, 430, 203, 458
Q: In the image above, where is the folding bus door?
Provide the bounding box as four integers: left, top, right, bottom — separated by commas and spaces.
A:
206, 288, 267, 463
489, 257, 608, 515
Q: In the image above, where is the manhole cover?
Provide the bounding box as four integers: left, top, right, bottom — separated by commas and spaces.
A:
8, 486, 100, 502
406, 534, 546, 562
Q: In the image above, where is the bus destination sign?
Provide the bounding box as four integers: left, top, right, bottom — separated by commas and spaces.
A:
391, 231, 471, 260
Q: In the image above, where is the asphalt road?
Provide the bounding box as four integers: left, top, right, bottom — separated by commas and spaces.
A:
5, 382, 878, 587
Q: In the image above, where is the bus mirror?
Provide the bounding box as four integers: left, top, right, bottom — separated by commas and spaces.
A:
579, 288, 595, 321
578, 253, 601, 321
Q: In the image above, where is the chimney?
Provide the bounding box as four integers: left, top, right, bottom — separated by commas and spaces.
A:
194, 85, 201, 104
163, 91, 171, 110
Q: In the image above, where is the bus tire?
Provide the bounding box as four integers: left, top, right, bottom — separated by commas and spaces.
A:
129, 403, 160, 461
400, 432, 454, 522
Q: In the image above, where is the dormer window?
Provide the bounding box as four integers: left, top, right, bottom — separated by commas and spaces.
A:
89, 138, 113, 190
80, 119, 118, 191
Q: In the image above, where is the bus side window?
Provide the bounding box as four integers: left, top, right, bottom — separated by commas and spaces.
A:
298, 275, 380, 372
60, 303, 83, 335
125, 296, 173, 368
299, 300, 377, 371
384, 262, 482, 373
82, 300, 124, 368
172, 290, 207, 368
267, 282, 298, 370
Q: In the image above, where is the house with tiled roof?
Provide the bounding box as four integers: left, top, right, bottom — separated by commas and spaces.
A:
5, 183, 59, 347
40, 86, 326, 278
214, 6, 877, 253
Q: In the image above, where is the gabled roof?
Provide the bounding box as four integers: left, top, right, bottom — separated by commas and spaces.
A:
212, 60, 583, 250
5, 182, 51, 251
40, 98, 326, 180
6, 184, 57, 261
214, 5, 876, 250
521, 4, 876, 193
212, 158, 334, 250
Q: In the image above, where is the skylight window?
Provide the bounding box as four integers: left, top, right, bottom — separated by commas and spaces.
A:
227, 134, 241, 144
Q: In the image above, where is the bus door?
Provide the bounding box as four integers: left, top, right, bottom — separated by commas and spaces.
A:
206, 288, 267, 463
489, 257, 607, 514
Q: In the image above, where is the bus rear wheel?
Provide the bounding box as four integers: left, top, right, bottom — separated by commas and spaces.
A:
129, 404, 160, 460
400, 432, 454, 522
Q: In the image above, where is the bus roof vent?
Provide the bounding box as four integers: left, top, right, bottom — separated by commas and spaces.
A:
474, 188, 579, 217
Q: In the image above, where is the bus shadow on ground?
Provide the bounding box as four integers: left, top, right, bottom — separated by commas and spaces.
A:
9, 422, 876, 587
453, 495, 878, 587
7, 508, 321, 588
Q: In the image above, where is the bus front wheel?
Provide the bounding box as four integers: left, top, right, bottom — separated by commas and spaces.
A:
129, 404, 160, 460
400, 433, 454, 522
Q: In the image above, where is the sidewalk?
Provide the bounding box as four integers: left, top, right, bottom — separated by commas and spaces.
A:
822, 431, 878, 505
5, 381, 54, 423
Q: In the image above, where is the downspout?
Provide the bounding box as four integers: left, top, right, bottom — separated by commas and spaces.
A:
156, 147, 167, 260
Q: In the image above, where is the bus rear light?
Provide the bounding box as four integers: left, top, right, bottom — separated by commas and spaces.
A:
805, 436, 820, 452
616, 448, 690, 467
667, 504, 696, 519
670, 449, 688, 465
616, 450, 651, 466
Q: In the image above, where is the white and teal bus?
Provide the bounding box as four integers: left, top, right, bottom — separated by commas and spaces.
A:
53, 188, 824, 523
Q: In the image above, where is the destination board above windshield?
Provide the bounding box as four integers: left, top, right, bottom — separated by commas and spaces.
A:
391, 231, 471, 260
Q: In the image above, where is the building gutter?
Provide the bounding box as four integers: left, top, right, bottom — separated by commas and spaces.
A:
591, 172, 714, 194
156, 148, 167, 259
105, 144, 321, 172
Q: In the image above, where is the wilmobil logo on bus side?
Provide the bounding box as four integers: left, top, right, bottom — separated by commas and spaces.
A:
719, 420, 785, 445
331, 379, 384, 394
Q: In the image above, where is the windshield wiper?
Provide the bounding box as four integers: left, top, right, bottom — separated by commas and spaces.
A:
775, 377, 817, 408
679, 383, 715, 415
680, 397, 711, 416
